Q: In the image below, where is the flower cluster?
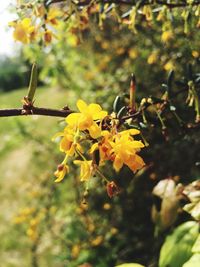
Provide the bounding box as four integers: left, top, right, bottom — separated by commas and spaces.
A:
9, 7, 62, 44
53, 99, 145, 197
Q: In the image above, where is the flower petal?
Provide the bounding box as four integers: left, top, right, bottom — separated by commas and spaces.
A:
121, 129, 140, 136
21, 18, 32, 28
93, 110, 108, 120
77, 99, 88, 112
51, 131, 64, 141
127, 155, 145, 173
113, 156, 123, 172
66, 113, 80, 126
88, 123, 101, 139
88, 103, 102, 113
89, 143, 99, 154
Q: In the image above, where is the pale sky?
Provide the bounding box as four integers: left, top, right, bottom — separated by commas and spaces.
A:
0, 1, 20, 56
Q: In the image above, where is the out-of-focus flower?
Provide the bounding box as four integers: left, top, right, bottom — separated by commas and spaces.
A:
161, 30, 174, 43
54, 163, 69, 182
71, 244, 81, 259
164, 60, 175, 71
9, 18, 35, 44
45, 8, 62, 25
147, 51, 159, 64
103, 203, 111, 210
44, 29, 53, 44
91, 235, 103, 246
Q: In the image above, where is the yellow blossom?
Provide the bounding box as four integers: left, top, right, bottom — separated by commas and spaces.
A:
26, 227, 38, 241
90, 130, 113, 164
103, 203, 111, 210
147, 51, 159, 65
9, 18, 35, 44
66, 99, 107, 139
164, 60, 175, 71
143, 5, 153, 21
71, 244, 81, 259
110, 130, 145, 172
45, 8, 62, 25
44, 29, 53, 44
52, 126, 82, 156
91, 235, 103, 246
128, 48, 139, 59
73, 160, 93, 181
13, 215, 27, 224
110, 227, 118, 235
161, 30, 174, 43
54, 163, 69, 182
192, 51, 199, 58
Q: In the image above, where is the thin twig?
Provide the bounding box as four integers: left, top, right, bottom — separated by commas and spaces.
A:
0, 106, 72, 118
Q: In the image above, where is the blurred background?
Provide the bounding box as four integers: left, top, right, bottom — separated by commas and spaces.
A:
0, 1, 199, 267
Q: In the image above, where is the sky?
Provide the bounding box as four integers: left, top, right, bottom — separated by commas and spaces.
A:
0, 1, 20, 56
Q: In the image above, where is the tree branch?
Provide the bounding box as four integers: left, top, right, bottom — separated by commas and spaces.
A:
0, 106, 72, 118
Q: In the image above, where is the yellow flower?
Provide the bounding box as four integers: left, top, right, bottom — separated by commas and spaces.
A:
44, 29, 53, 44
71, 244, 81, 259
103, 203, 111, 210
110, 130, 145, 172
161, 30, 174, 43
66, 99, 107, 139
164, 60, 175, 71
147, 51, 159, 65
46, 8, 62, 25
128, 48, 139, 59
27, 227, 38, 241
91, 235, 103, 246
192, 51, 199, 58
53, 126, 83, 156
9, 18, 35, 44
74, 160, 93, 181
54, 164, 69, 183
90, 130, 113, 164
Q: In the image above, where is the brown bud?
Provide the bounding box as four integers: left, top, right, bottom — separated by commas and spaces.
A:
106, 181, 121, 198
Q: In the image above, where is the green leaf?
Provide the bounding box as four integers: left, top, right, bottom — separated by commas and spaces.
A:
113, 95, 121, 113
183, 254, 200, 267
192, 234, 200, 253
159, 221, 199, 267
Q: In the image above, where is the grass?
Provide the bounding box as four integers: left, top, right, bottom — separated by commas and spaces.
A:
0, 87, 77, 267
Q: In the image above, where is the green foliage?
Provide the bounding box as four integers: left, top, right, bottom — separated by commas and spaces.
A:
0, 56, 29, 91
159, 221, 199, 267
183, 254, 200, 267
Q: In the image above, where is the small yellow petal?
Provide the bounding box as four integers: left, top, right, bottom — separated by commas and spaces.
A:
66, 113, 80, 125
51, 131, 64, 141
21, 18, 31, 28
77, 99, 87, 113
89, 143, 99, 154
113, 156, 123, 172
88, 103, 102, 113
88, 123, 101, 139
73, 160, 82, 165
93, 110, 108, 120
122, 129, 140, 136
